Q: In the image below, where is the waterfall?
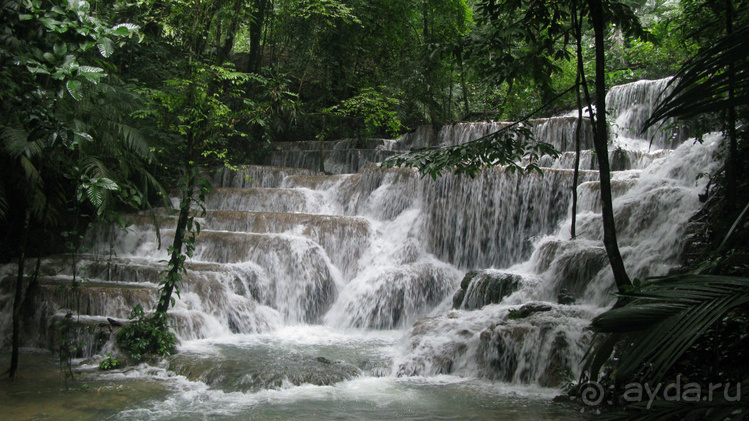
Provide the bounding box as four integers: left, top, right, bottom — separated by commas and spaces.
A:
606, 78, 690, 150
0, 78, 719, 401
391, 81, 719, 384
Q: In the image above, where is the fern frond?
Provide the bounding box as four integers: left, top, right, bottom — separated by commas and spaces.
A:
114, 122, 151, 158
82, 156, 112, 180
1, 127, 32, 158
19, 155, 43, 188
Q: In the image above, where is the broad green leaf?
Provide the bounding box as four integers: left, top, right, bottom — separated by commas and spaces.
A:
112, 25, 130, 36
73, 131, 94, 143
53, 43, 67, 56
26, 65, 50, 75
111, 23, 139, 37
87, 185, 103, 208
112, 23, 137, 30
95, 177, 119, 191
97, 37, 115, 57
60, 54, 78, 73
80, 40, 96, 51
38, 17, 60, 30
78, 65, 105, 83
66, 79, 84, 101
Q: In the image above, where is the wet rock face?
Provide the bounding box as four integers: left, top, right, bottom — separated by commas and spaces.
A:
395, 315, 472, 377
451, 288, 466, 309
477, 312, 586, 387
46, 314, 117, 358
397, 306, 593, 387
452, 270, 522, 310
263, 139, 402, 174
557, 288, 576, 305
547, 245, 609, 297
326, 262, 460, 329
510, 302, 553, 319
610, 147, 632, 172
480, 325, 572, 387
169, 350, 362, 393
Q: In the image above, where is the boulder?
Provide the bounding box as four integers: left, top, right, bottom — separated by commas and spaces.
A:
510, 302, 553, 319
557, 288, 576, 305
453, 270, 522, 310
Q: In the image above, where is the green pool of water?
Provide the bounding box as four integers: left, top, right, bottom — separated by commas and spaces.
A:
1, 328, 588, 421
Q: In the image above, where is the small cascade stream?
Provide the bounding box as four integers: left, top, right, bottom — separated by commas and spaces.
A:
0, 78, 720, 420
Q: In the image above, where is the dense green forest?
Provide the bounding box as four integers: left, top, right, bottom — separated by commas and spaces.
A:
1, 0, 748, 417
1, 0, 731, 261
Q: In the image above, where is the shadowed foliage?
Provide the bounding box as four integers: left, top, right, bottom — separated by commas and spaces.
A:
583, 273, 749, 420
643, 26, 749, 126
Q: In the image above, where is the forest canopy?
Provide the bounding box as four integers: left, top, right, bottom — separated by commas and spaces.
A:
1, 4, 748, 417
0, 0, 745, 281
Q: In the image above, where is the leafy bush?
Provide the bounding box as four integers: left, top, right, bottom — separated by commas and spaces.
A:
98, 353, 121, 370
322, 87, 405, 138
117, 305, 176, 362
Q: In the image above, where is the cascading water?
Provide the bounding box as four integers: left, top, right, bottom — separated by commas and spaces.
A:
0, 78, 720, 420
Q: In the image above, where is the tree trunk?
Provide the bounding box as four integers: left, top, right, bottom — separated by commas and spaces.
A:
215, 0, 244, 66
457, 47, 470, 118
156, 102, 199, 314
248, 0, 269, 74
571, 3, 585, 240
587, 0, 631, 291
21, 203, 46, 320
9, 209, 30, 379
572, 86, 581, 239
725, 0, 737, 212
156, 171, 195, 314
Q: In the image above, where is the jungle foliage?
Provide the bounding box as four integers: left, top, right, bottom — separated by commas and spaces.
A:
579, 1, 749, 414
1, 0, 747, 401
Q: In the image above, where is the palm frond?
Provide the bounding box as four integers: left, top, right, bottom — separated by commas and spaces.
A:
590, 303, 687, 332
581, 331, 621, 382
1, 126, 28, 156
1, 127, 44, 159
82, 156, 112, 180
141, 170, 169, 206
113, 122, 151, 159
19, 155, 43, 190
643, 26, 749, 130
27, 183, 47, 220
589, 274, 749, 385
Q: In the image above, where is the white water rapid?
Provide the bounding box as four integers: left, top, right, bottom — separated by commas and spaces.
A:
0, 78, 720, 420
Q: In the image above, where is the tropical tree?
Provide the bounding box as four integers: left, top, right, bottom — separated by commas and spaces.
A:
384, 0, 578, 173
384, 0, 642, 293
586, 0, 634, 290
0, 0, 146, 378
260, 0, 472, 137
114, 0, 262, 325
142, 63, 255, 317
